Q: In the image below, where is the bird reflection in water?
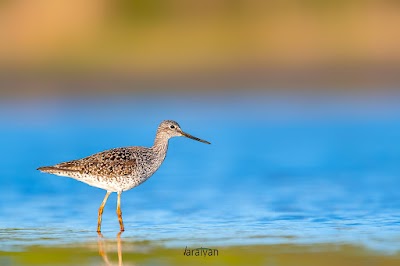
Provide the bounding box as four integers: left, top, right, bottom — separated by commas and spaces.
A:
97, 232, 125, 266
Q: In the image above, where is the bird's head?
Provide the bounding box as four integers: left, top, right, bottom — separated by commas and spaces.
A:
157, 120, 210, 144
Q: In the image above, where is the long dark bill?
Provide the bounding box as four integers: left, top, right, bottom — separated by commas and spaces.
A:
181, 131, 211, 144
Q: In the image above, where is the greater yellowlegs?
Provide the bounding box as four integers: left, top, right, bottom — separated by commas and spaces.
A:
38, 120, 210, 232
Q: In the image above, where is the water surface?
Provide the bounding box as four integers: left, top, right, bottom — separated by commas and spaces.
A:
1, 92, 400, 265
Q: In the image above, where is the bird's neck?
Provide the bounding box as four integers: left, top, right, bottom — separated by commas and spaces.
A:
152, 132, 169, 161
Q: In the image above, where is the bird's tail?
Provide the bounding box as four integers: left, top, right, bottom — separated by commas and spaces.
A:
37, 166, 79, 175
37, 166, 59, 174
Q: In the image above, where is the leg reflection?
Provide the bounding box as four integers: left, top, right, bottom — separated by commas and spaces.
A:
117, 232, 123, 266
97, 232, 111, 266
97, 232, 124, 266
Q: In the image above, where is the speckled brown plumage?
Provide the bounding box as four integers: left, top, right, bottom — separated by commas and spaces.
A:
37, 120, 210, 232
52, 148, 138, 176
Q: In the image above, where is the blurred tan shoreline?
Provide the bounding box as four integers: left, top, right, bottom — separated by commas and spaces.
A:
1, 1, 400, 97
0, 63, 399, 98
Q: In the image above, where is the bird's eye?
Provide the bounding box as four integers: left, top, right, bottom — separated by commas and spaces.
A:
170, 125, 175, 129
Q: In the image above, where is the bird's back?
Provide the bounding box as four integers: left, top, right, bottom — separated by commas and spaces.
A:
38, 146, 160, 192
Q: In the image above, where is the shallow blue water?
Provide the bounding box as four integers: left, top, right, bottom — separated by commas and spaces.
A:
1, 92, 400, 253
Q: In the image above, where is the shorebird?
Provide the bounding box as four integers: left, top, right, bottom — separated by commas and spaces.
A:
38, 120, 210, 232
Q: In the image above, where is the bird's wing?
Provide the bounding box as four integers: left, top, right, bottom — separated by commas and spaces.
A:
39, 147, 139, 178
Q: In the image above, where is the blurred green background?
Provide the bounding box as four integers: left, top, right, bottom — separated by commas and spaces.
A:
0, 0, 399, 97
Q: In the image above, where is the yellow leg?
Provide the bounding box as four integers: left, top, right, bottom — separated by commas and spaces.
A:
117, 192, 125, 232
97, 191, 111, 232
